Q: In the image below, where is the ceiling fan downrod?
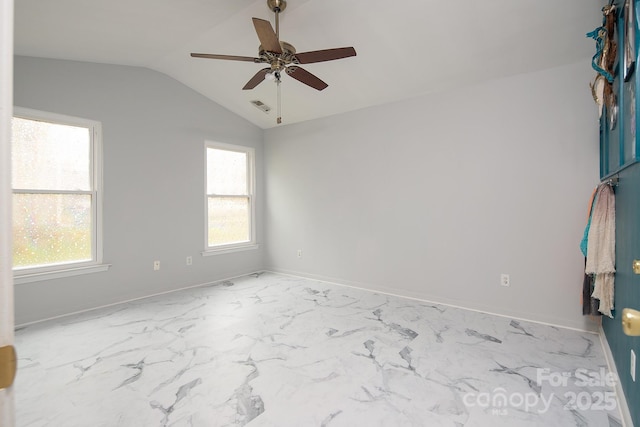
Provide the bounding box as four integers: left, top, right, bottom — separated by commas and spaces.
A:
267, 0, 286, 40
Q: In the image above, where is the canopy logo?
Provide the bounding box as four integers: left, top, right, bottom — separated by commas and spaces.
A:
462, 368, 618, 416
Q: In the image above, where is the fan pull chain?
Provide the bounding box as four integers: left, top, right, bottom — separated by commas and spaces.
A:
277, 77, 282, 124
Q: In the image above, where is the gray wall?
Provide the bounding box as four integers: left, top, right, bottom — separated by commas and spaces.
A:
14, 56, 264, 325
264, 61, 600, 331
14, 56, 601, 332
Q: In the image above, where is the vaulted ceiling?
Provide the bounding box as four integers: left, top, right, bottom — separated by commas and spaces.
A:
15, 0, 603, 129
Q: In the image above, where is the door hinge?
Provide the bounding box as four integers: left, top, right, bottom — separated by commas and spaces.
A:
0, 345, 17, 389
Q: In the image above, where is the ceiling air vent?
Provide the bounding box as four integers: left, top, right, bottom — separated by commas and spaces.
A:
250, 100, 271, 114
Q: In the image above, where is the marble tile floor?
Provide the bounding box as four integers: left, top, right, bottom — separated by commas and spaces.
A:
14, 272, 624, 427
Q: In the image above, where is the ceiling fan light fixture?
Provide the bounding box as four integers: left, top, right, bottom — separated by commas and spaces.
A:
265, 70, 282, 83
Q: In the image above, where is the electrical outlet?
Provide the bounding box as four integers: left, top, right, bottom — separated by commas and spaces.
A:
500, 274, 510, 287
297, 249, 302, 258
154, 260, 160, 271
186, 256, 193, 266
632, 349, 636, 382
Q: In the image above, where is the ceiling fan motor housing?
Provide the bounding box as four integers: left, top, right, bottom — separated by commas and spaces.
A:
259, 41, 297, 72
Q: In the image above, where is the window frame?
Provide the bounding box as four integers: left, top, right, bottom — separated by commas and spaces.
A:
12, 107, 108, 284
203, 141, 257, 255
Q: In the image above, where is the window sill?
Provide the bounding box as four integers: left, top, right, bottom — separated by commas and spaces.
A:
14, 264, 111, 285
202, 244, 259, 257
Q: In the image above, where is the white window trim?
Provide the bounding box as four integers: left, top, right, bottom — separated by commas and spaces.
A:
12, 107, 109, 283
203, 141, 257, 255
14, 264, 111, 285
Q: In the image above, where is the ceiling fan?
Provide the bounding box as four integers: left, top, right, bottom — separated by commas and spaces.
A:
191, 0, 357, 124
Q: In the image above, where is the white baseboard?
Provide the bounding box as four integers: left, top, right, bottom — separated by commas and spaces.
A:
15, 269, 264, 328
598, 326, 634, 427
265, 268, 600, 334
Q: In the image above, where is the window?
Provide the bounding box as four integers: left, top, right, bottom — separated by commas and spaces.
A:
205, 142, 256, 253
11, 108, 106, 281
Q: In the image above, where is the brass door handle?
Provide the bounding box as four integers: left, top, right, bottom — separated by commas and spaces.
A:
0, 345, 17, 389
622, 308, 640, 336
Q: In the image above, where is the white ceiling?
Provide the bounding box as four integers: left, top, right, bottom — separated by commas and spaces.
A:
15, 0, 603, 129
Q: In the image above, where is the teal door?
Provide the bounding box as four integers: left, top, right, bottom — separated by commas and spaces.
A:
602, 162, 640, 427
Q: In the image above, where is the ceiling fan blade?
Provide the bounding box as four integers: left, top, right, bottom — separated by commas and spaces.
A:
243, 68, 271, 90
191, 53, 262, 63
294, 47, 356, 64
252, 18, 282, 54
286, 66, 328, 91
